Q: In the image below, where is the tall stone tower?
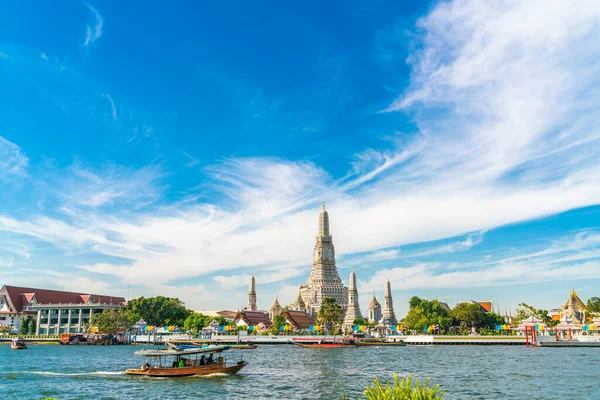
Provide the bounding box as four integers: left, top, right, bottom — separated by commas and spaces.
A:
368, 294, 382, 323
343, 269, 363, 329
299, 204, 348, 314
247, 275, 257, 311
382, 278, 397, 325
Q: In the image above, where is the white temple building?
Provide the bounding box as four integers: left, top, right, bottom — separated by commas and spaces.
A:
299, 204, 348, 314
368, 294, 382, 324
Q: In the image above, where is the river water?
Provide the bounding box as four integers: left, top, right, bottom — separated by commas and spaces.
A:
1, 343, 599, 399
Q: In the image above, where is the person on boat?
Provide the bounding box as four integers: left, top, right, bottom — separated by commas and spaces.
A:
178, 359, 185, 368
200, 355, 206, 365
207, 354, 214, 364
141, 362, 150, 371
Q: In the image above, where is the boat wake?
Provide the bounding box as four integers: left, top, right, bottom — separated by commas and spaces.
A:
1, 371, 123, 376
195, 372, 230, 378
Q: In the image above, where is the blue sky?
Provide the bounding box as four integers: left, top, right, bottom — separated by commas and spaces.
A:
1, 0, 600, 317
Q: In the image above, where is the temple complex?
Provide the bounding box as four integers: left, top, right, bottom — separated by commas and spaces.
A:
299, 204, 348, 314
561, 288, 588, 324
343, 270, 363, 329
247, 275, 257, 311
368, 294, 382, 324
382, 278, 397, 326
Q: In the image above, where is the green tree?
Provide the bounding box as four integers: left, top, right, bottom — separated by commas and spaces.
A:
127, 296, 192, 327
270, 314, 287, 334
20, 316, 33, 335
409, 296, 423, 310
512, 303, 552, 326
317, 297, 345, 332
184, 313, 207, 333
587, 297, 600, 313
28, 316, 37, 334
484, 312, 505, 330
92, 308, 134, 334
353, 318, 368, 326
404, 298, 451, 332
451, 302, 486, 328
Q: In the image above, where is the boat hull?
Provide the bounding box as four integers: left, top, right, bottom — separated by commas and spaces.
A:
295, 343, 357, 348
538, 341, 600, 348
125, 361, 247, 377
358, 341, 406, 346
10, 344, 26, 350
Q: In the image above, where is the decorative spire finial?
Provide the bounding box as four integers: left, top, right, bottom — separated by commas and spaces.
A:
322, 202, 326, 210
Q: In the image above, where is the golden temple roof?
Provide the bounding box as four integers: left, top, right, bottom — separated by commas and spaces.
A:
562, 288, 587, 311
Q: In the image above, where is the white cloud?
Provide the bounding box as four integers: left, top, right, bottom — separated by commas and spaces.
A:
100, 93, 117, 121
2, 0, 600, 310
403, 231, 485, 258
364, 230, 600, 293
0, 136, 29, 182
83, 3, 103, 46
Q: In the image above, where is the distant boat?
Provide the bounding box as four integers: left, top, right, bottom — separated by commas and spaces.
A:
358, 339, 406, 347
294, 339, 358, 348
10, 338, 26, 350
124, 346, 247, 377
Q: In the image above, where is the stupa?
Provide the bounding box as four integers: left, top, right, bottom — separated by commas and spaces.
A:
299, 204, 348, 314
247, 275, 257, 311
343, 270, 363, 329
382, 278, 397, 326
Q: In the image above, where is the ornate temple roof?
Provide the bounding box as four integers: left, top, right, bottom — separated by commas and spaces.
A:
562, 288, 587, 311
270, 296, 282, 312
291, 292, 306, 309
368, 294, 380, 310
283, 310, 315, 329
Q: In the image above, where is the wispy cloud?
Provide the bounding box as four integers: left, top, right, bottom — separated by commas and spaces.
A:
2, 0, 600, 311
181, 152, 200, 168
403, 231, 486, 258
100, 93, 117, 121
83, 3, 103, 46
365, 230, 600, 293
0, 136, 29, 182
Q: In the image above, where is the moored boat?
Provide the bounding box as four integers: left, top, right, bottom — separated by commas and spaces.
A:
358, 339, 406, 347
294, 339, 358, 348
124, 345, 247, 377
10, 338, 26, 350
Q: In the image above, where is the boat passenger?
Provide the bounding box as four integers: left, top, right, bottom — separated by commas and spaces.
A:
207, 354, 214, 364
200, 355, 206, 365
178, 359, 185, 368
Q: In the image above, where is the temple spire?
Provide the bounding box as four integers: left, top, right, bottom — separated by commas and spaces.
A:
247, 275, 257, 311
318, 202, 330, 237
382, 278, 397, 326
343, 269, 363, 330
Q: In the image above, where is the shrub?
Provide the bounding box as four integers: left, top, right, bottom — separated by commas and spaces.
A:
341, 374, 444, 400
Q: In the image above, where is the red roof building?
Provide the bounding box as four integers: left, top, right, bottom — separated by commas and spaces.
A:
0, 284, 125, 335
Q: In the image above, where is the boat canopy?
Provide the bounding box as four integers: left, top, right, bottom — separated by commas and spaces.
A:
135, 345, 230, 357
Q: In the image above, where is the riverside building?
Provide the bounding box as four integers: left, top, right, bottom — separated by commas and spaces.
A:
0, 285, 125, 335
299, 204, 348, 314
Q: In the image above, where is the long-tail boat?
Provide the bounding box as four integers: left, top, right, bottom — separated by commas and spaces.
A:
10, 337, 26, 350
124, 345, 247, 377
294, 338, 358, 348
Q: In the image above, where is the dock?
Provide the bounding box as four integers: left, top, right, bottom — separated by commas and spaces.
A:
403, 335, 526, 345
